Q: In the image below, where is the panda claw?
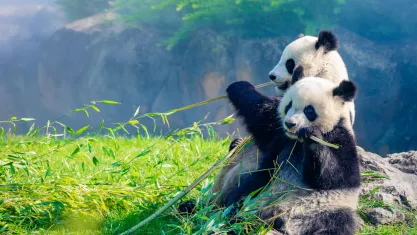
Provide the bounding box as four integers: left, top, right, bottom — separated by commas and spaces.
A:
178, 200, 196, 215
229, 138, 244, 151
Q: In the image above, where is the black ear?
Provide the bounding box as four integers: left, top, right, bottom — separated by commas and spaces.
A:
315, 30, 338, 52
333, 80, 357, 102
292, 66, 304, 85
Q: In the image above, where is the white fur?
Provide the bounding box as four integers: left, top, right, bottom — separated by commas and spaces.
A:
260, 188, 361, 234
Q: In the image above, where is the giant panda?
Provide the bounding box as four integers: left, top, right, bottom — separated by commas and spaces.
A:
259, 77, 361, 235
209, 30, 355, 208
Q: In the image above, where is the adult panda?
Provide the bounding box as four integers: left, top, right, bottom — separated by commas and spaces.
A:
210, 30, 355, 208
259, 77, 361, 235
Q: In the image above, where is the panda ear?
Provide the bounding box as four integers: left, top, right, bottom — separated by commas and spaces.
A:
315, 30, 338, 52
333, 80, 357, 102
297, 33, 305, 39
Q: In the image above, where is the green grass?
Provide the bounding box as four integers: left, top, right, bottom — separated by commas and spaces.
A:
0, 135, 230, 234
1, 135, 416, 235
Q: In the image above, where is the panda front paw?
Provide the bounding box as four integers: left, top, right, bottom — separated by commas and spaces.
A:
298, 127, 321, 142
226, 81, 256, 96
297, 128, 312, 142
178, 200, 196, 215
229, 138, 244, 151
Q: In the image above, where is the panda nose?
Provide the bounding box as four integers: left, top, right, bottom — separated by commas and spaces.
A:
285, 121, 296, 129
269, 74, 277, 81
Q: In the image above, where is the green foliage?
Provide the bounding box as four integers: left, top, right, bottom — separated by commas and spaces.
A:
111, 0, 347, 49
55, 0, 110, 21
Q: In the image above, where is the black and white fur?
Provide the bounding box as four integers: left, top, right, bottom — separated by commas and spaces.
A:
269, 30, 355, 125
210, 30, 355, 208
259, 77, 361, 235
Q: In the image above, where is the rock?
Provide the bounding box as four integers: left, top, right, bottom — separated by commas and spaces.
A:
366, 208, 406, 225
387, 151, 417, 175
358, 147, 417, 225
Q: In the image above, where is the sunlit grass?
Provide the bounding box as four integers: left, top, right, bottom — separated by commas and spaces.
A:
0, 136, 230, 234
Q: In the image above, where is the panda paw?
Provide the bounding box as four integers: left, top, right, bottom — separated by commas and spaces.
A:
226, 81, 256, 97
178, 200, 196, 215
297, 127, 313, 141
298, 127, 321, 142
229, 138, 244, 151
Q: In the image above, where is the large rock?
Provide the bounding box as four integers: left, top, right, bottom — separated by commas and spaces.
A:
358, 147, 417, 225
0, 12, 416, 155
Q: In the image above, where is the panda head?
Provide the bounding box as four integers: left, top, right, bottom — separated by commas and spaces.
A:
269, 30, 346, 96
278, 77, 357, 140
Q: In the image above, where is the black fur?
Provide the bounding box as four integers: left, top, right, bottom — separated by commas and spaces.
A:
292, 66, 304, 85
226, 81, 288, 153
303, 105, 317, 122
224, 81, 291, 207
286, 59, 295, 74
332, 80, 357, 102
315, 30, 338, 52
178, 200, 196, 215
278, 81, 290, 91
229, 138, 244, 151
298, 120, 361, 190
284, 101, 292, 114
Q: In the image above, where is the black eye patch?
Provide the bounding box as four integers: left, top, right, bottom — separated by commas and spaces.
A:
304, 105, 317, 121
285, 101, 292, 114
285, 59, 295, 74
291, 66, 304, 85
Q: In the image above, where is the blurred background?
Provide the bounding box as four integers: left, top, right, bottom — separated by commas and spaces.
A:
0, 0, 416, 155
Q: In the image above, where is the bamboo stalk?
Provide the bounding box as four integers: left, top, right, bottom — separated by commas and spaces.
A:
167, 81, 275, 113
310, 135, 340, 149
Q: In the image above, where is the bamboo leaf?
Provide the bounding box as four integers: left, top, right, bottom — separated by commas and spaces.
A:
75, 125, 90, 136
20, 118, 36, 122
91, 105, 100, 112
101, 100, 120, 105
92, 157, 99, 166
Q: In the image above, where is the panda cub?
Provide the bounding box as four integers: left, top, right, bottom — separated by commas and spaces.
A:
210, 30, 354, 208
259, 77, 361, 235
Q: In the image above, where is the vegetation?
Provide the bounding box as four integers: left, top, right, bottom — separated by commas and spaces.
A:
111, 0, 346, 49
1, 100, 416, 234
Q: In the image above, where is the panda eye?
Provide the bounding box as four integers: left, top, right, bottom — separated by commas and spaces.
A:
285, 59, 295, 74
285, 101, 292, 114
304, 105, 317, 121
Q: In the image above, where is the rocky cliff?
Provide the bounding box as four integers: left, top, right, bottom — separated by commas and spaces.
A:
359, 148, 417, 225
0, 12, 416, 155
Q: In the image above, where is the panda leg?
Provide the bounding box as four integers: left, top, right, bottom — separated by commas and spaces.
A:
229, 138, 244, 151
